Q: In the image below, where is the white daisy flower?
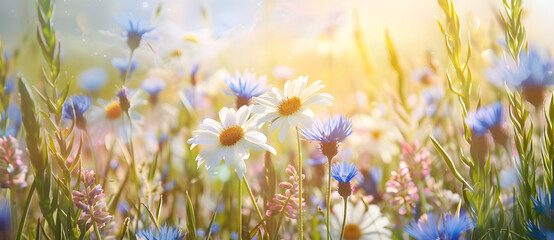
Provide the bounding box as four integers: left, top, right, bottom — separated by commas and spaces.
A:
252, 76, 334, 142
326, 200, 391, 240
187, 106, 276, 179
87, 89, 146, 142
350, 114, 401, 163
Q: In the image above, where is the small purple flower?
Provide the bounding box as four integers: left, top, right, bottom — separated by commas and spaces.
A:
386, 161, 418, 215
116, 87, 131, 112
266, 164, 306, 219
0, 136, 27, 189
72, 170, 112, 231
400, 141, 431, 180
62, 94, 91, 129
114, 14, 155, 50
78, 68, 107, 92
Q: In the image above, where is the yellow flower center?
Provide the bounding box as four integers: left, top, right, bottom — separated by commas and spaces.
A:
219, 125, 244, 146
278, 97, 302, 116
371, 130, 382, 140
343, 224, 362, 239
105, 101, 122, 120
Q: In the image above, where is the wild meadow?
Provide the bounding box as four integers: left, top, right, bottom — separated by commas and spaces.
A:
0, 0, 553, 239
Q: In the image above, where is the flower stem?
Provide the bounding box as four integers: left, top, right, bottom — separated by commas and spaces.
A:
123, 50, 135, 84
417, 181, 427, 214
339, 197, 348, 240
86, 131, 98, 175
273, 194, 292, 240
243, 177, 267, 231
92, 219, 102, 240
124, 112, 139, 190
296, 127, 303, 239
238, 176, 243, 240
16, 181, 35, 240
326, 156, 332, 240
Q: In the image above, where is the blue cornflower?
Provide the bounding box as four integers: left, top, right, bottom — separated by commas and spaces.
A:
111, 57, 137, 78
532, 187, 554, 221
62, 94, 91, 129
180, 87, 207, 111
466, 102, 504, 137
331, 161, 358, 183
527, 222, 554, 240
404, 212, 475, 240
78, 68, 107, 92
0, 105, 21, 137
190, 64, 199, 86
526, 188, 554, 239
306, 150, 327, 166
224, 70, 268, 107
302, 115, 352, 143
137, 224, 184, 240
142, 78, 166, 96
357, 167, 383, 197
421, 86, 444, 117
4, 77, 14, 94
486, 48, 554, 89
302, 115, 352, 158
332, 161, 358, 198
486, 48, 554, 107
0, 198, 10, 239
114, 14, 155, 51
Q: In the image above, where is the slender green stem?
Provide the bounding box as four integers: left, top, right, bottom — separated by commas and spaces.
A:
326, 156, 332, 240
101, 138, 117, 189
339, 197, 348, 240
122, 50, 135, 84
243, 177, 267, 231
123, 112, 142, 230
16, 181, 36, 240
118, 217, 130, 240
238, 176, 243, 240
92, 220, 102, 240
148, 150, 159, 182
273, 194, 292, 240
417, 181, 427, 213
296, 127, 303, 239
86, 131, 98, 174
124, 112, 139, 191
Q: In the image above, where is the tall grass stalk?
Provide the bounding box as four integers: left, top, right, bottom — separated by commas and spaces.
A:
296, 127, 303, 239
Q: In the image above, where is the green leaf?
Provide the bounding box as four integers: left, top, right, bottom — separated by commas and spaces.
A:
16, 181, 36, 240
184, 191, 196, 240
141, 203, 159, 230
430, 136, 473, 191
